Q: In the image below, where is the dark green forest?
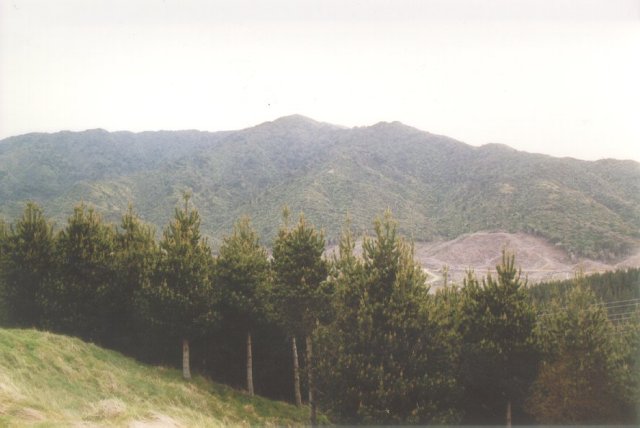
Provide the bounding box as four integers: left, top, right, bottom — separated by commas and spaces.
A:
531, 267, 640, 305
1, 116, 639, 260
0, 201, 638, 425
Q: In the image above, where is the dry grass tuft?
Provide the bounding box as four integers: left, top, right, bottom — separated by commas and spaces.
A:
128, 412, 182, 427
87, 398, 127, 419
15, 406, 46, 421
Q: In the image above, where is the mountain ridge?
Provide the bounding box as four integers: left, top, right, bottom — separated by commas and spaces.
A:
1, 116, 638, 261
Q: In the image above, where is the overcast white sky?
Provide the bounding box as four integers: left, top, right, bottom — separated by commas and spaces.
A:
1, 0, 639, 161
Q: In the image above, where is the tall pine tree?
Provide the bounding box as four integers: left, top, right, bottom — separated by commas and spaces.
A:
55, 203, 116, 341
316, 211, 461, 424
214, 216, 269, 395
528, 279, 639, 423
112, 205, 158, 351
142, 193, 216, 379
0, 203, 55, 328
270, 210, 329, 423
458, 250, 539, 425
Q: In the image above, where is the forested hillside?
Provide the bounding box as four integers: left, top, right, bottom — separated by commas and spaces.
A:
530, 267, 640, 305
1, 115, 638, 259
1, 203, 638, 425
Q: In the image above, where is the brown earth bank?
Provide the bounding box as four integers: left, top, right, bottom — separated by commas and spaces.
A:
329, 231, 640, 290
416, 232, 640, 289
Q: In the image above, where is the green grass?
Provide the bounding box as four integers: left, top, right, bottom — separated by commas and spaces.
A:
0, 328, 311, 426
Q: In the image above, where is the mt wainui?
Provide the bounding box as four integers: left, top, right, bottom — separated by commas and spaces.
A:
1, 115, 638, 270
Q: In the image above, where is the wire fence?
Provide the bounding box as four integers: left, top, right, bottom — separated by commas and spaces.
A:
537, 298, 640, 328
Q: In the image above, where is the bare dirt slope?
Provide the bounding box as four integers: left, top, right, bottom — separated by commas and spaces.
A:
414, 232, 640, 288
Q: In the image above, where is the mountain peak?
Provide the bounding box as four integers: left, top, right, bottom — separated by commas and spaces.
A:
371, 120, 406, 127
251, 115, 341, 133
272, 114, 319, 125
480, 142, 517, 152
364, 120, 425, 137
258, 115, 324, 129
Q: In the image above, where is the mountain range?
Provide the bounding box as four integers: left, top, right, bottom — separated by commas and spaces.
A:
1, 115, 638, 262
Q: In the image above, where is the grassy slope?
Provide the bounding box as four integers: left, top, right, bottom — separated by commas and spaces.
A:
0, 328, 309, 427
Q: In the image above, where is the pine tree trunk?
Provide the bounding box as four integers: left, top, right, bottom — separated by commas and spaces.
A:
182, 338, 191, 380
306, 336, 317, 426
247, 331, 254, 396
292, 336, 302, 406
506, 399, 512, 428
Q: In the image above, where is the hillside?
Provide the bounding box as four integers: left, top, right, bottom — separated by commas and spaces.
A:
1, 115, 639, 260
414, 232, 640, 286
0, 328, 309, 426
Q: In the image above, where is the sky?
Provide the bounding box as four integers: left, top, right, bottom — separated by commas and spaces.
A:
1, 0, 639, 161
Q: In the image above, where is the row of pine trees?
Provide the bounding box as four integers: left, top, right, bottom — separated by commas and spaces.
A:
0, 198, 638, 425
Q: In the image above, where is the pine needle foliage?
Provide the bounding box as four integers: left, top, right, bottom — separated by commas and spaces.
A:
214, 216, 269, 394
317, 211, 461, 424
54, 203, 117, 341
458, 250, 539, 424
528, 280, 639, 423
111, 205, 158, 349
0, 202, 55, 328
140, 194, 217, 373
215, 216, 269, 330
269, 212, 330, 339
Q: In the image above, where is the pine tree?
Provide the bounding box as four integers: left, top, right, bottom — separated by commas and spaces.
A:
270, 211, 329, 421
55, 203, 116, 341
112, 205, 158, 351
458, 250, 539, 425
142, 193, 216, 379
214, 216, 269, 395
0, 203, 55, 327
317, 211, 462, 424
528, 279, 639, 423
